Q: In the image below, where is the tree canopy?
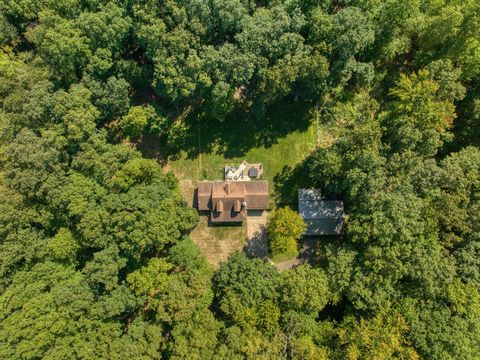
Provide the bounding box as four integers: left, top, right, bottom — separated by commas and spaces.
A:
1, 0, 480, 358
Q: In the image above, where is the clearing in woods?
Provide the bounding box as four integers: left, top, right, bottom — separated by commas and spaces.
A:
163, 110, 317, 267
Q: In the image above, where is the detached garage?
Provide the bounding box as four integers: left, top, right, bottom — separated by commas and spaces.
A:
298, 189, 345, 236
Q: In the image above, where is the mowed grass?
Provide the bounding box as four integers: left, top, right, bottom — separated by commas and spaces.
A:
168, 122, 317, 191
271, 250, 299, 263
189, 217, 247, 267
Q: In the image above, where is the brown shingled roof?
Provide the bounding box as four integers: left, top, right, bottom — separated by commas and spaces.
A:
197, 181, 269, 222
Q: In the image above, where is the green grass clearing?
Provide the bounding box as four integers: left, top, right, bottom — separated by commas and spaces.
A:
167, 121, 317, 202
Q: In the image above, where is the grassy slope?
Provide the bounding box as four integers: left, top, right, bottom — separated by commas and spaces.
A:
168, 122, 317, 197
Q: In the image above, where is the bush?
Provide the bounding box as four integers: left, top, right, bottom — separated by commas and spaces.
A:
266, 207, 306, 262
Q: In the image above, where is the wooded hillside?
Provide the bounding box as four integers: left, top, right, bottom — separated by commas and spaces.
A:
1, 0, 479, 358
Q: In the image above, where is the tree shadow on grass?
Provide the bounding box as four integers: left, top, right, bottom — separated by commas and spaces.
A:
140, 99, 313, 162
273, 153, 316, 205
214, 101, 312, 159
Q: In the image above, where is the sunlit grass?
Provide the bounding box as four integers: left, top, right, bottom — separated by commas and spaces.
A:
167, 121, 317, 200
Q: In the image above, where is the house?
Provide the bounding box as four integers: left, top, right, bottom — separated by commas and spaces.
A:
298, 189, 345, 236
224, 161, 263, 181
198, 181, 269, 222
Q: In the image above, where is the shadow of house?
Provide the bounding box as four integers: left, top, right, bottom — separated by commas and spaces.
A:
207, 219, 243, 229
244, 226, 269, 260
192, 188, 199, 209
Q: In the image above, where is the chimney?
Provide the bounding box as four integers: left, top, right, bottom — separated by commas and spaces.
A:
225, 183, 230, 195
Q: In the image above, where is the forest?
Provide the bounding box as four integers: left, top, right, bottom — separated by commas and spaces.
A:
0, 0, 480, 359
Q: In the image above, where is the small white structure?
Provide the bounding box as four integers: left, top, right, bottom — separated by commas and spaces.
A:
298, 189, 345, 236
225, 161, 263, 181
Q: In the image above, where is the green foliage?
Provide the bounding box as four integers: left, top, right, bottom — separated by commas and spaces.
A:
267, 206, 306, 261
84, 76, 131, 121
127, 258, 173, 298
83, 244, 127, 292
0, 262, 119, 359
48, 227, 79, 262
167, 309, 220, 359
110, 158, 164, 191
1, 0, 480, 358
0, 50, 201, 358
338, 308, 419, 360
26, 11, 91, 83
213, 253, 279, 331
120, 105, 153, 138
0, 12, 18, 46
385, 69, 460, 157
279, 265, 330, 315
330, 7, 375, 84
402, 287, 480, 360
4, 129, 65, 199
120, 105, 167, 138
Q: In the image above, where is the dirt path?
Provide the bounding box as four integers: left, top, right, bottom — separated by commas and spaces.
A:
274, 258, 302, 271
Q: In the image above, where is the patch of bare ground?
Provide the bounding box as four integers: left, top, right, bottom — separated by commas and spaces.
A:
274, 258, 302, 271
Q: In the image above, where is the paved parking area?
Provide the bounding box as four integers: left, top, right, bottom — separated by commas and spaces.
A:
245, 210, 269, 259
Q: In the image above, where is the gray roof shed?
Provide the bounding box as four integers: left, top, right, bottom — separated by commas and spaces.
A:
298, 189, 345, 236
